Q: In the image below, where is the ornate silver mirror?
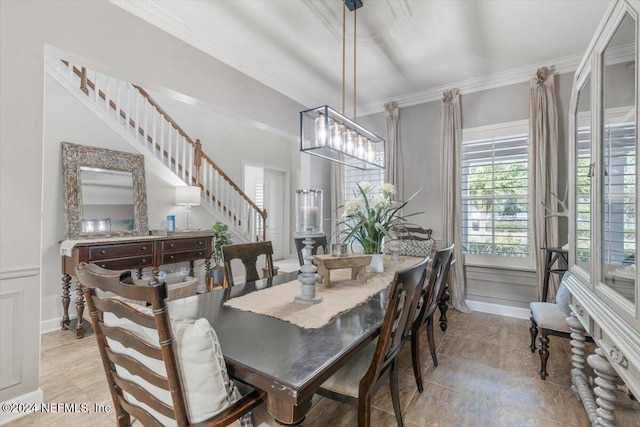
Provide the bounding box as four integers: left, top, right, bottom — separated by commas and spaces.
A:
62, 142, 149, 239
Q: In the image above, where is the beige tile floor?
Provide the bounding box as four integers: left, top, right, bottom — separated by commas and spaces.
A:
5, 310, 640, 426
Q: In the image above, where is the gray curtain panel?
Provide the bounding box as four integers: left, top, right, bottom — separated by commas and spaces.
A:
384, 101, 403, 201
530, 67, 560, 301
441, 89, 471, 313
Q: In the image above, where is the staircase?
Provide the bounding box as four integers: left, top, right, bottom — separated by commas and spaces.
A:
46, 58, 266, 243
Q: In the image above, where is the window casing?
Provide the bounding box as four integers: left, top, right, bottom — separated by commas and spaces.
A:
461, 120, 533, 268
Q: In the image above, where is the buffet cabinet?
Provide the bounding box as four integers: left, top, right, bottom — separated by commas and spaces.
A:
565, 0, 640, 423
60, 232, 213, 338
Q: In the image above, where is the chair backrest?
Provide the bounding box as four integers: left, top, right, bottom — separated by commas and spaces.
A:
77, 263, 189, 426
294, 235, 328, 266
222, 241, 274, 287
415, 245, 455, 327
398, 226, 433, 241
395, 226, 436, 258
363, 257, 429, 389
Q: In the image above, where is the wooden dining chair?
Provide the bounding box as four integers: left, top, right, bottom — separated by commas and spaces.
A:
317, 257, 429, 427
294, 235, 327, 266
77, 262, 264, 427
222, 241, 274, 287
410, 245, 455, 393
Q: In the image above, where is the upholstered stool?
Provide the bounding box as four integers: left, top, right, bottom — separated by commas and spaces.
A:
529, 277, 571, 380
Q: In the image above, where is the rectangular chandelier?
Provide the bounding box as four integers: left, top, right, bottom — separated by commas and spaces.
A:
300, 105, 385, 170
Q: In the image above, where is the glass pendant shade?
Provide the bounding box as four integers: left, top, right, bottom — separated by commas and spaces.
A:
300, 105, 385, 170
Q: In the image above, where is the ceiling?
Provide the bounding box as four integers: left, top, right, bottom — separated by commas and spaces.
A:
112, 0, 613, 116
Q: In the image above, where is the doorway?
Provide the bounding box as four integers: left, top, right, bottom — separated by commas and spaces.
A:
244, 165, 287, 260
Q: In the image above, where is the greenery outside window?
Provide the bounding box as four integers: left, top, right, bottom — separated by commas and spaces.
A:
461, 120, 532, 268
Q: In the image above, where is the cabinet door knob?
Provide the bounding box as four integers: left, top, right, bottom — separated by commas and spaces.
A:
141, 246, 146, 250
169, 244, 175, 248
100, 250, 106, 254
198, 241, 203, 245
169, 256, 174, 260
100, 264, 106, 268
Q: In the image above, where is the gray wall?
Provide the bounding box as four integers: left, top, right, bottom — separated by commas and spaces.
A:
0, 0, 304, 407
360, 71, 575, 309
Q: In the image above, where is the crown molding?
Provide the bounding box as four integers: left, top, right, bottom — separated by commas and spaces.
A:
356, 52, 585, 116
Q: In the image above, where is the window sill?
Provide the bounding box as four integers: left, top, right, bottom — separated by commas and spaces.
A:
463, 262, 536, 273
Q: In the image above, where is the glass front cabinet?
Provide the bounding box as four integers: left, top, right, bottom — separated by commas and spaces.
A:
566, 0, 640, 420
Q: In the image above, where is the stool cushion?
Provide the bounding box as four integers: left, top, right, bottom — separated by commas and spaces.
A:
530, 302, 571, 333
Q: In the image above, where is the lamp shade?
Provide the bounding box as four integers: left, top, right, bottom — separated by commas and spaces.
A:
175, 186, 201, 206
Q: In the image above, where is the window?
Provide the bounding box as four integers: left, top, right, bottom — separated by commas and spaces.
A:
461, 120, 532, 268
343, 154, 384, 202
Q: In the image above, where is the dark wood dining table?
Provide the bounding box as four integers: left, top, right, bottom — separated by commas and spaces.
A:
167, 270, 391, 426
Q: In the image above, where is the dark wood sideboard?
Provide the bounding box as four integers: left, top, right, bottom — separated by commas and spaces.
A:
60, 232, 213, 338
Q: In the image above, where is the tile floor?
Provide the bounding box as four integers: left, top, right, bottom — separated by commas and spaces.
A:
5, 310, 640, 426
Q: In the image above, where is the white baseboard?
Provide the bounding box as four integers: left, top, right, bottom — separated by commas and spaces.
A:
466, 299, 530, 320
0, 388, 44, 425
41, 316, 77, 334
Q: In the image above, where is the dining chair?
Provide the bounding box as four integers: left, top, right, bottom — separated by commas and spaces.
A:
294, 235, 327, 266
410, 245, 455, 393
77, 262, 264, 427
395, 226, 436, 258
222, 241, 274, 287
317, 257, 429, 427
529, 272, 572, 379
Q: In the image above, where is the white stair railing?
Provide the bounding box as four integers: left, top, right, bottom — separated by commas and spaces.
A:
51, 59, 266, 242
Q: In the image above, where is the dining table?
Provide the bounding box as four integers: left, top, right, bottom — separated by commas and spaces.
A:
167, 269, 394, 426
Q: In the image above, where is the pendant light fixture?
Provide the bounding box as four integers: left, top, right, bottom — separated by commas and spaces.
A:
299, 0, 385, 170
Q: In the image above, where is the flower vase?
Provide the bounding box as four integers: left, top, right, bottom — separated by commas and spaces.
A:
367, 254, 385, 273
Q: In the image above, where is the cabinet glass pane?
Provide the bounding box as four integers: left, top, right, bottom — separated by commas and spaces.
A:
575, 76, 592, 273
601, 12, 636, 304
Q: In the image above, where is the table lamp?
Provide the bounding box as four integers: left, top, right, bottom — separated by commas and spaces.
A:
175, 186, 201, 230
294, 189, 323, 304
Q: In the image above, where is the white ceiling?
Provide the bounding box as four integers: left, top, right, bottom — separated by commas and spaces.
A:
112, 0, 613, 116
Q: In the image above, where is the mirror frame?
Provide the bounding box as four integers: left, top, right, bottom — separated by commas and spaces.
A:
62, 142, 149, 239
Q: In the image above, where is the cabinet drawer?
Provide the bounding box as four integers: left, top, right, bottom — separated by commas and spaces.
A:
162, 238, 208, 252
89, 243, 153, 261
597, 332, 640, 399
90, 256, 153, 271
161, 250, 207, 264
570, 301, 591, 334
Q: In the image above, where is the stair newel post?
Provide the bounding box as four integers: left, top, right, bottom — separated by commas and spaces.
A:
194, 139, 202, 187
261, 210, 268, 242
80, 67, 88, 96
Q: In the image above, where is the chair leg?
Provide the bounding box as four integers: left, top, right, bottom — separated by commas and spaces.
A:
539, 332, 550, 380
438, 283, 450, 332
529, 315, 538, 353
357, 394, 371, 427
389, 359, 403, 427
426, 316, 438, 367
410, 325, 423, 393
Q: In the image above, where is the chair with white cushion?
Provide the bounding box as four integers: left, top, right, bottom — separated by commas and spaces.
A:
529, 273, 572, 380
77, 262, 264, 427
317, 257, 429, 427
395, 226, 436, 258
